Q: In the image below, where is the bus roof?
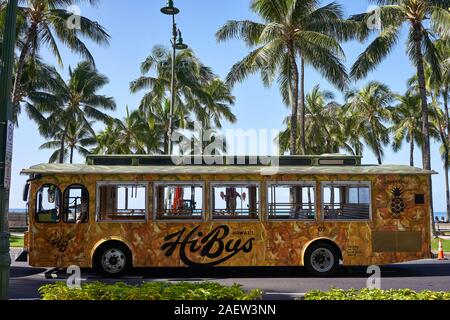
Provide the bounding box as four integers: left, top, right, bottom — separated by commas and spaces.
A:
85, 154, 363, 167
21, 163, 436, 176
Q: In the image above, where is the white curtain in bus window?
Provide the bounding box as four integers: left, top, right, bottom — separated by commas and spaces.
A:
268, 184, 315, 220
36, 184, 61, 223
97, 184, 146, 221
322, 183, 371, 220
212, 185, 259, 219
63, 184, 89, 223
156, 185, 203, 219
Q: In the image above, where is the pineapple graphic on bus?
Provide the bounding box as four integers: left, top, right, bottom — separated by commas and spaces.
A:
390, 187, 405, 218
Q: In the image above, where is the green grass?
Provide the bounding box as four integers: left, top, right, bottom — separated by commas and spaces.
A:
9, 235, 24, 248
432, 238, 450, 252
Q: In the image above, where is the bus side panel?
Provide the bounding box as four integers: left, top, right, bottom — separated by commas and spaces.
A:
368, 174, 432, 265
27, 172, 432, 269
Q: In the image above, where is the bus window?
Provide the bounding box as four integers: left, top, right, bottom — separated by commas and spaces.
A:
97, 183, 147, 221
268, 184, 315, 220
212, 184, 259, 220
36, 184, 61, 223
155, 184, 203, 220
321, 182, 371, 220
63, 184, 89, 223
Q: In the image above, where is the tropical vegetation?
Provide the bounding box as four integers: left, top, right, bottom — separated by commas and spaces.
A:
0, 0, 111, 122
39, 281, 263, 300
216, 0, 357, 155
303, 288, 450, 300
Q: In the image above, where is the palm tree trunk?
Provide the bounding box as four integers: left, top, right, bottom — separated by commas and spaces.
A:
287, 41, 299, 155
412, 23, 435, 234
413, 25, 432, 170
444, 86, 449, 146
445, 151, 450, 223
12, 25, 37, 115
299, 58, 306, 155
163, 132, 169, 155
376, 153, 382, 165
444, 87, 450, 222
409, 133, 414, 167
70, 146, 74, 164
59, 128, 68, 164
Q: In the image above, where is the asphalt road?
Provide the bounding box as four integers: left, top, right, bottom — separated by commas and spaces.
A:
8, 249, 450, 300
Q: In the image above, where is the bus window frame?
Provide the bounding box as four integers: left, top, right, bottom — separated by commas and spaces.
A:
153, 181, 206, 222
210, 181, 262, 222
35, 184, 62, 224
62, 183, 89, 224
95, 181, 149, 223
320, 181, 372, 222
266, 181, 318, 222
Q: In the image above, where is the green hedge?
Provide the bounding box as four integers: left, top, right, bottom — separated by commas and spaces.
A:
39, 281, 263, 300
304, 288, 450, 300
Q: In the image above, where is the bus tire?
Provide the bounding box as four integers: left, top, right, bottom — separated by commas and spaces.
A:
304, 242, 339, 277
94, 242, 132, 277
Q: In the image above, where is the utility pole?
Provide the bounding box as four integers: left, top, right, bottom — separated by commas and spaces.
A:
0, 0, 18, 300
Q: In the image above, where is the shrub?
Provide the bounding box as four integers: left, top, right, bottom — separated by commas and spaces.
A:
303, 288, 450, 300
39, 281, 263, 300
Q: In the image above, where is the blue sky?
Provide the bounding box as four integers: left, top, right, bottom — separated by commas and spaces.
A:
10, 0, 447, 211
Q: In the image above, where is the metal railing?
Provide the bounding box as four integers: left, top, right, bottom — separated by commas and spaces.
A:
268, 203, 315, 220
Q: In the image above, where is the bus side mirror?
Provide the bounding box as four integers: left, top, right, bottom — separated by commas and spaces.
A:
22, 183, 30, 202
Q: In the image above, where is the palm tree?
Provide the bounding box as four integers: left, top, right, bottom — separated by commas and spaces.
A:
344, 82, 393, 165
14, 55, 62, 123
93, 102, 192, 155
389, 93, 423, 167
1, 0, 110, 118
27, 61, 116, 163
142, 98, 192, 154
430, 101, 450, 222
40, 120, 96, 163
93, 107, 148, 155
351, 0, 450, 174
430, 40, 450, 155
216, 0, 355, 155
192, 78, 236, 129
279, 85, 350, 155
130, 46, 236, 154
130, 46, 214, 116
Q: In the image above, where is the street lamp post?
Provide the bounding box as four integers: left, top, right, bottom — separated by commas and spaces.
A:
0, 0, 18, 300
161, 0, 188, 155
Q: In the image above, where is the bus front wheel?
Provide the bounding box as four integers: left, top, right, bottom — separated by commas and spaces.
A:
304, 242, 339, 277
94, 242, 132, 277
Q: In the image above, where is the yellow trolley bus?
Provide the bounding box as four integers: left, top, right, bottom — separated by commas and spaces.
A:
20, 154, 434, 276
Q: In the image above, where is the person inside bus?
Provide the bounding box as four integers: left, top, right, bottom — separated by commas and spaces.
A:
76, 200, 89, 223
324, 205, 330, 218
220, 188, 246, 216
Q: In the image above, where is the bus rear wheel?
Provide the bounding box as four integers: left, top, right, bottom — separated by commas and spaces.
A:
304, 242, 339, 277
94, 242, 132, 277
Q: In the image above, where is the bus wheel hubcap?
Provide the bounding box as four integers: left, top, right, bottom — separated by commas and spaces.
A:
310, 248, 334, 273
102, 249, 126, 274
